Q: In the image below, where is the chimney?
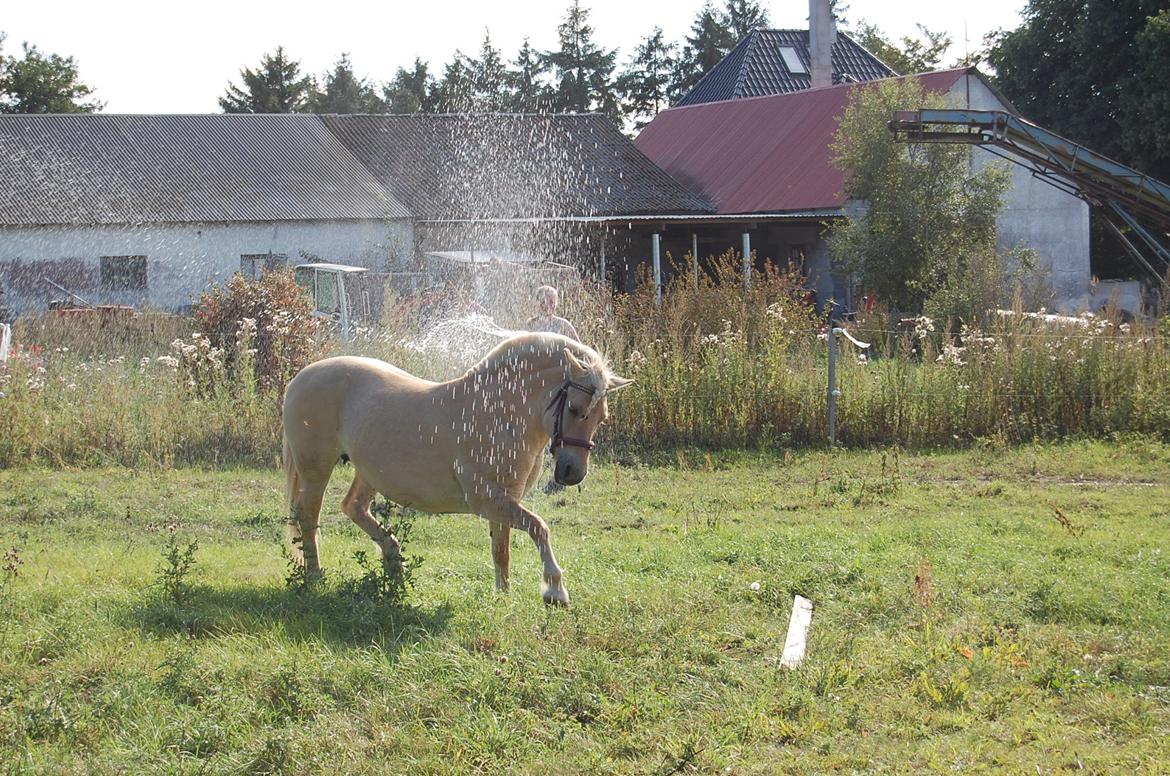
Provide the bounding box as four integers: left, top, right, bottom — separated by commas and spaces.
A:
809, 0, 835, 89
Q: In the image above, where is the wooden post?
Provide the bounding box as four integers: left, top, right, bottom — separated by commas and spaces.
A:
742, 232, 752, 290
652, 233, 662, 305
691, 233, 699, 290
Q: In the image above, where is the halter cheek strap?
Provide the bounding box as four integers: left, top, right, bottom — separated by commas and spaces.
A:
546, 380, 598, 454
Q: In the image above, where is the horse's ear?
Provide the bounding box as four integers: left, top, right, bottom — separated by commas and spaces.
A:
607, 374, 635, 393
563, 348, 588, 374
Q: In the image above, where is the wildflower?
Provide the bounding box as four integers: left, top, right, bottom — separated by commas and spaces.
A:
156, 356, 179, 368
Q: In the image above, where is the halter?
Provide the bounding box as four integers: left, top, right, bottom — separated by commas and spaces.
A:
546, 380, 598, 454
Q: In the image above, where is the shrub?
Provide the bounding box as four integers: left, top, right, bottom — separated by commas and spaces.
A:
194, 269, 322, 393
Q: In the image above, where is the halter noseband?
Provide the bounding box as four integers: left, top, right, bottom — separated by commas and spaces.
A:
546, 380, 598, 454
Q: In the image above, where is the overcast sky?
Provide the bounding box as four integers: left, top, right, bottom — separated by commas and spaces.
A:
3, 0, 1028, 113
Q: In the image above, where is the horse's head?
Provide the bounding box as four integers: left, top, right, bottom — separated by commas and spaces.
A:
546, 347, 633, 486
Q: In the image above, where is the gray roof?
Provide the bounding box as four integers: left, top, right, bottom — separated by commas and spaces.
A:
0, 113, 709, 227
323, 114, 712, 219
676, 29, 896, 107
0, 114, 409, 226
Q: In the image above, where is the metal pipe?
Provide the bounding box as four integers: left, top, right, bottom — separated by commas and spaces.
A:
827, 328, 839, 445
652, 233, 662, 304
691, 233, 699, 290
742, 232, 752, 290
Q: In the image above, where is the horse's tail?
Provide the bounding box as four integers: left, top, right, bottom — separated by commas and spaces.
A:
283, 428, 303, 562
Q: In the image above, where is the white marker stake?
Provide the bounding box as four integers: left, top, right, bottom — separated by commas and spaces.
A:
780, 595, 814, 668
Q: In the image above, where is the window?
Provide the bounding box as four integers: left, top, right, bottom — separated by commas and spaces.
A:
787, 245, 808, 274
99, 256, 147, 291
779, 47, 808, 75
240, 252, 288, 280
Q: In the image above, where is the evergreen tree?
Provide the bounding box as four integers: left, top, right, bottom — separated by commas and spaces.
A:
383, 58, 430, 113
312, 53, 383, 113
506, 38, 550, 112
0, 35, 102, 113
673, 2, 733, 98
219, 47, 316, 113
430, 53, 475, 113
724, 0, 770, 40
543, 1, 619, 118
470, 31, 508, 111
616, 27, 676, 129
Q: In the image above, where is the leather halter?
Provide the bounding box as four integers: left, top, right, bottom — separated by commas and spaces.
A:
546, 380, 598, 454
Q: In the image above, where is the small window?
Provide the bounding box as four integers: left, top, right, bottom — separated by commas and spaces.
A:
240, 252, 288, 280
100, 256, 147, 291
779, 47, 808, 75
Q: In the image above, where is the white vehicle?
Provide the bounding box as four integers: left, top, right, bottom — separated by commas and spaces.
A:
293, 263, 372, 339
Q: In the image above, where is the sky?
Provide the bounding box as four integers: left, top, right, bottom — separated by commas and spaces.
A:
2, 0, 1029, 113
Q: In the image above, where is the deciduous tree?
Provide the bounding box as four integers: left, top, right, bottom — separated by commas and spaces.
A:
827, 79, 1013, 320
0, 35, 102, 113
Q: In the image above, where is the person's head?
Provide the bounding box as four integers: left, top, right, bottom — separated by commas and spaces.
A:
536, 285, 559, 316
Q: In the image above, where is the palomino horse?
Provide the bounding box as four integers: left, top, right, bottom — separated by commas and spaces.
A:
281, 332, 632, 605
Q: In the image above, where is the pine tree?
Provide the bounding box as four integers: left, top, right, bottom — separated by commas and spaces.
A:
312, 53, 383, 113
543, 0, 619, 118
0, 36, 103, 113
219, 47, 317, 113
723, 0, 770, 40
506, 38, 550, 112
471, 31, 508, 111
430, 53, 475, 113
616, 27, 676, 129
383, 58, 430, 113
673, 3, 734, 98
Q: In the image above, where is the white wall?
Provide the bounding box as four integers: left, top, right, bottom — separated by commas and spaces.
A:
0, 219, 413, 314
950, 75, 1092, 311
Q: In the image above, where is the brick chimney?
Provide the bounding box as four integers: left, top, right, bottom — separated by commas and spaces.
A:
809, 0, 835, 89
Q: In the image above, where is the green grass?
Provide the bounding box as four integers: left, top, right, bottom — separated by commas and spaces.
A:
2, 439, 1169, 773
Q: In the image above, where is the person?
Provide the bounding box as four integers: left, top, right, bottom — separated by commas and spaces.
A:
524, 285, 580, 493
524, 285, 580, 342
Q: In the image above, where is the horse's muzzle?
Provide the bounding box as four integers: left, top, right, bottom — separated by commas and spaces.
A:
555, 457, 586, 486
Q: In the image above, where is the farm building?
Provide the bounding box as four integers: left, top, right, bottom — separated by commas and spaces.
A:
630, 18, 1098, 314
0, 113, 709, 315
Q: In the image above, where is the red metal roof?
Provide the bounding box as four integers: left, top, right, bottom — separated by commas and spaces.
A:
635, 69, 968, 214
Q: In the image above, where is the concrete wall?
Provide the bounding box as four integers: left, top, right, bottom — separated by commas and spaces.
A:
950, 74, 1092, 311
0, 219, 413, 314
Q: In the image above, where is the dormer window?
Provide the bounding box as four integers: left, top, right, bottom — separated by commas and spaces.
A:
779, 47, 808, 74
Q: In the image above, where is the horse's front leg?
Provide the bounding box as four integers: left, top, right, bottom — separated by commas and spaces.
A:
461, 474, 568, 606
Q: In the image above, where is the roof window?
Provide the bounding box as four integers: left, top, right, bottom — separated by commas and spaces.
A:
779, 47, 808, 74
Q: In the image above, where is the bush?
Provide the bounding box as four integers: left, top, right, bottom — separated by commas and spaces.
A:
194, 269, 322, 393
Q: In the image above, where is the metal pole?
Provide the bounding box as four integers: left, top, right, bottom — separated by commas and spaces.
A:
827, 328, 838, 445
691, 233, 699, 290
652, 233, 662, 305
742, 232, 752, 290
599, 229, 607, 281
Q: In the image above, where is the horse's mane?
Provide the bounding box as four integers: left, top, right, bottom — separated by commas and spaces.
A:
467, 332, 607, 378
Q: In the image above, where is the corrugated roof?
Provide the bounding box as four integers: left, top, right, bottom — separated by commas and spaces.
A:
636, 70, 967, 214
677, 29, 897, 108
0, 114, 409, 226
323, 114, 712, 219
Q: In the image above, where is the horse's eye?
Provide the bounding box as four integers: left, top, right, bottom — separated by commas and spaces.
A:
569, 405, 584, 419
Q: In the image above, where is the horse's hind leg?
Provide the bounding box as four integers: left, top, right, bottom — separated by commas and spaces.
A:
292, 478, 328, 577
490, 522, 511, 592
341, 472, 404, 573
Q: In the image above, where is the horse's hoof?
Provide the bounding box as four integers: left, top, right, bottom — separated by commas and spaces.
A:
541, 582, 570, 608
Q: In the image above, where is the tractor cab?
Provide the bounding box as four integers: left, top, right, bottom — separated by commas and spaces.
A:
293, 262, 372, 339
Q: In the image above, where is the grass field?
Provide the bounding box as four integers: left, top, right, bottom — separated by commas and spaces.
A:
1, 439, 1169, 774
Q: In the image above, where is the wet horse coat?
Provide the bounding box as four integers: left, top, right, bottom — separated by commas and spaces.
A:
281, 333, 631, 605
